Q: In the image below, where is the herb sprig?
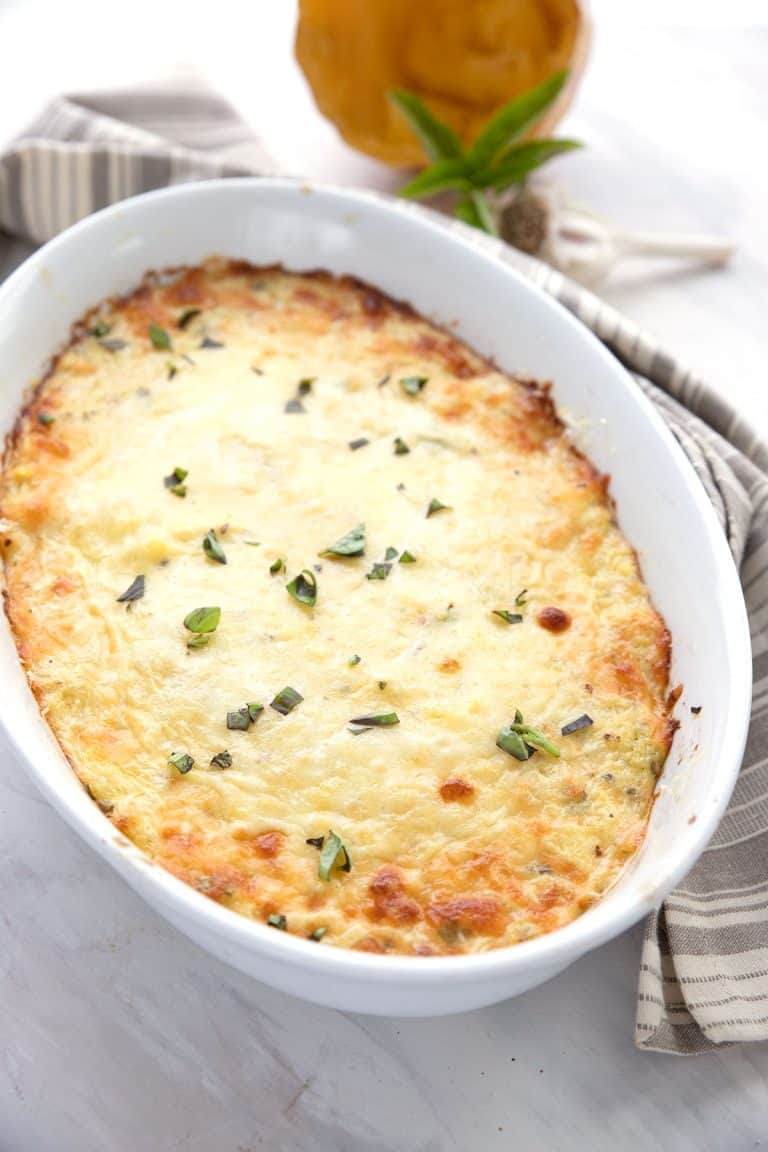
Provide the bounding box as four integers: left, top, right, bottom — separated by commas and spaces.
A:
497, 709, 560, 761
389, 72, 581, 235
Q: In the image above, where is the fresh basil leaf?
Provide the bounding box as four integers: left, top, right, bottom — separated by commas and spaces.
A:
492, 609, 523, 625
388, 89, 462, 161
348, 713, 399, 727
210, 750, 233, 769
177, 308, 201, 329
469, 190, 498, 235
318, 829, 351, 882
149, 324, 171, 350
481, 139, 582, 191
400, 375, 428, 397
399, 157, 472, 199
505, 718, 561, 758
169, 751, 194, 774
286, 568, 317, 607
467, 71, 568, 171
116, 574, 145, 604
202, 529, 227, 565
183, 606, 221, 633
321, 523, 365, 558
270, 686, 303, 715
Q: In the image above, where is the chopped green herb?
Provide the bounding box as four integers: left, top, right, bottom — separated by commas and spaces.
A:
89, 320, 111, 338
210, 750, 233, 769
306, 835, 325, 849
393, 436, 410, 455
348, 654, 362, 667
116, 574, 145, 604
271, 686, 303, 715
37, 412, 55, 426
149, 324, 171, 350
348, 726, 370, 736
200, 335, 224, 349
378, 680, 387, 690
492, 609, 523, 625
285, 397, 305, 414
243, 540, 261, 547
164, 466, 188, 489
170, 484, 187, 498
186, 634, 210, 649
270, 557, 285, 575
384, 546, 399, 562
226, 709, 250, 731
99, 338, 128, 352
166, 362, 178, 380
318, 830, 351, 881
496, 727, 530, 760
298, 378, 315, 396
399, 550, 417, 564
202, 529, 227, 565
169, 751, 195, 774
177, 308, 201, 329
308, 927, 327, 942
400, 375, 428, 397
561, 714, 593, 737
286, 569, 317, 607
497, 715, 560, 760
349, 437, 369, 451
366, 562, 392, 581
267, 913, 287, 930
426, 498, 451, 518
321, 523, 365, 558
247, 702, 264, 723
515, 589, 528, 606
183, 606, 221, 634
348, 712, 399, 727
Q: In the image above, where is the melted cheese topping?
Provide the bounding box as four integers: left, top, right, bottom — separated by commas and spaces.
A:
0, 261, 673, 956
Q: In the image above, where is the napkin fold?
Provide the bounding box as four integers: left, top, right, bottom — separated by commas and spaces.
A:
1, 79, 766, 1055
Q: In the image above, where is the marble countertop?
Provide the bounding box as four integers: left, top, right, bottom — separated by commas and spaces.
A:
1, 3, 767, 1149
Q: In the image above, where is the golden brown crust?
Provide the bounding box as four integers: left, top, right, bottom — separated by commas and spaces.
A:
0, 257, 674, 957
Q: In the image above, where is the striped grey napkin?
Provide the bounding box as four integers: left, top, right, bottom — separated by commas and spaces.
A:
1, 80, 767, 1055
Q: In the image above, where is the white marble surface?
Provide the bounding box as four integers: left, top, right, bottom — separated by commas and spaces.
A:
2, 3, 768, 1149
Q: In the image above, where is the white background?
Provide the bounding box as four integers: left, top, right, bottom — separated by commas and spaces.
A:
1, 2, 767, 1149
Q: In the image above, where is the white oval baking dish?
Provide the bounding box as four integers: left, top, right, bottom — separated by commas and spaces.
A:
0, 179, 751, 1015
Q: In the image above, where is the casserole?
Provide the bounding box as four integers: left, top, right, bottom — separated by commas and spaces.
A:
0, 179, 751, 1013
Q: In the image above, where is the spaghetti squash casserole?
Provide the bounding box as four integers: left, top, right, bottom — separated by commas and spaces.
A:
0, 260, 675, 955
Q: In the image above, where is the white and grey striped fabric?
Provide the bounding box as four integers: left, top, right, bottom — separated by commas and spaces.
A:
1, 81, 767, 1056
